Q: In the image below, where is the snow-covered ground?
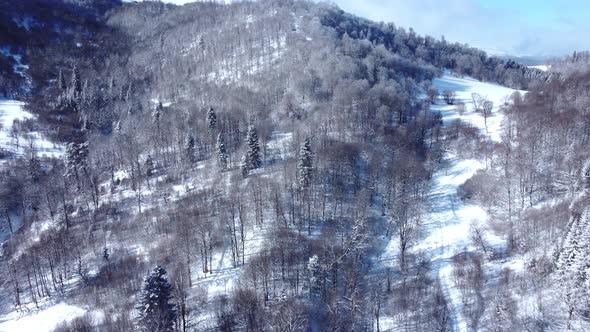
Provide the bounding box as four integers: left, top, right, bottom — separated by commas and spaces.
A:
0, 49, 28, 78
432, 74, 523, 141
0, 73, 524, 330
190, 132, 293, 327
424, 74, 521, 331
528, 64, 549, 72
0, 99, 64, 160
0, 303, 87, 332
379, 73, 521, 331
0, 47, 67, 328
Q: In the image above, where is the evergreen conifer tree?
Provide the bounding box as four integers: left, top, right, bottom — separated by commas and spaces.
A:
65, 141, 89, 181
217, 133, 228, 171
153, 102, 163, 121
185, 133, 196, 164
245, 125, 261, 171
58, 69, 67, 90
145, 154, 155, 177
137, 265, 176, 332
71, 65, 82, 96
241, 154, 249, 178
582, 159, 590, 189
308, 255, 322, 297
298, 138, 313, 188
207, 107, 217, 129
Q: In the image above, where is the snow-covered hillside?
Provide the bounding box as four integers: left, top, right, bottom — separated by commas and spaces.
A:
379, 73, 521, 331
0, 99, 64, 160
0, 303, 87, 332
1, 1, 566, 330
0, 99, 64, 245
528, 64, 549, 72
0, 49, 28, 79
426, 74, 521, 331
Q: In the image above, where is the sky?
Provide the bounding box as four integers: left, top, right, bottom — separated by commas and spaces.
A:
142, 0, 589, 56
330, 0, 588, 56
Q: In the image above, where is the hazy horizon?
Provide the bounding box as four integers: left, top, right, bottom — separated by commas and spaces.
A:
331, 0, 588, 57
148, 0, 588, 57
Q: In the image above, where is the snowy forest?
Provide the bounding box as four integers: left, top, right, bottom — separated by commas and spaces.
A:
0, 0, 588, 331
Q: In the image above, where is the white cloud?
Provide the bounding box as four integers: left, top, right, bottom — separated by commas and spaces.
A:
329, 0, 584, 56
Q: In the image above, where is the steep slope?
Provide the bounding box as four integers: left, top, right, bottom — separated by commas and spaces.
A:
374, 73, 521, 330
423, 75, 519, 331
0, 1, 557, 331
0, 100, 64, 160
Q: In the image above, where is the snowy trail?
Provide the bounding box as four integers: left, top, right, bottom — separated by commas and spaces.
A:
377, 73, 520, 331
415, 74, 520, 331
416, 155, 487, 332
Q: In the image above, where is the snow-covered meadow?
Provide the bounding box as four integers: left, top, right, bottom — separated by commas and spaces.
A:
0, 99, 64, 160
378, 73, 522, 331
0, 303, 88, 332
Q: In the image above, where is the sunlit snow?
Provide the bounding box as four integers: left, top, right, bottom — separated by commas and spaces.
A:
379, 73, 521, 331
0, 100, 64, 160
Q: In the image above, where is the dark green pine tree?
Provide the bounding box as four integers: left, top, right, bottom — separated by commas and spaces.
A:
246, 125, 261, 171
241, 153, 249, 178
298, 138, 313, 188
58, 68, 67, 90
153, 101, 163, 126
582, 159, 590, 189
65, 141, 89, 188
137, 266, 176, 332
185, 133, 196, 164
216, 133, 228, 171
207, 107, 217, 129
71, 65, 82, 96
145, 154, 155, 177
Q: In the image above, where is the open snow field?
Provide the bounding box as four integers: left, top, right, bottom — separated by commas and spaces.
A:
431, 74, 523, 141
0, 100, 64, 243
0, 100, 71, 331
528, 64, 549, 72
379, 73, 522, 331
0, 303, 87, 332
422, 74, 521, 331
0, 99, 64, 159
0, 100, 32, 147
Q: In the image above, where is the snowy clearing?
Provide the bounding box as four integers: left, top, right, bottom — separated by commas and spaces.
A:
0, 303, 86, 332
424, 74, 519, 330
528, 64, 549, 72
431, 74, 524, 142
0, 99, 64, 160
379, 73, 521, 331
